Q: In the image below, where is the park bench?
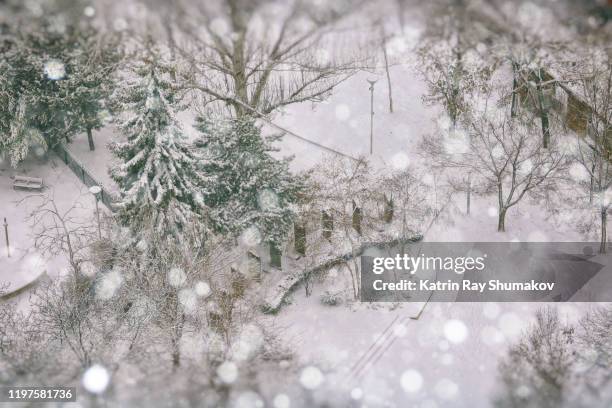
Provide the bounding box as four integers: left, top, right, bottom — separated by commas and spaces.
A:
13, 175, 44, 190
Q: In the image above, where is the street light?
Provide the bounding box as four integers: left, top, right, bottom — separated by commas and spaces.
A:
89, 185, 102, 240
3, 217, 9, 258
367, 78, 378, 155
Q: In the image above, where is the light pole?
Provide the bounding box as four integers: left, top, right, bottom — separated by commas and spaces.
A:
89, 186, 102, 240
3, 217, 9, 258
367, 78, 378, 155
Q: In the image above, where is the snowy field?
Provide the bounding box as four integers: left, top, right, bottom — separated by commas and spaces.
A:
0, 152, 96, 306
1, 60, 605, 407
1, 0, 611, 406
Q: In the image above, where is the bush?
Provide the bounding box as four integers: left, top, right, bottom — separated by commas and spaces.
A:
320, 291, 342, 306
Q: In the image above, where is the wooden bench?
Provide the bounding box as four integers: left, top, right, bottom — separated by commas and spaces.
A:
13, 175, 44, 190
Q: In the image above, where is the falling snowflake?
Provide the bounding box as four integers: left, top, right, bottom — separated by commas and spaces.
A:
435, 378, 459, 400
350, 388, 363, 400
483, 303, 501, 319
481, 325, 505, 346
444, 130, 470, 155
487, 207, 498, 217
440, 353, 454, 366
335, 104, 351, 121
217, 361, 238, 384
257, 189, 279, 211
167, 267, 187, 287
194, 281, 211, 298
492, 145, 505, 159
233, 391, 264, 408
315, 48, 330, 65
391, 152, 410, 170
515, 385, 531, 398
393, 323, 408, 338
272, 394, 291, 408
113, 18, 128, 31
210, 18, 229, 36
476, 43, 488, 54
44, 60, 66, 80
96, 269, 123, 300
239, 226, 262, 248
386, 36, 407, 56
498, 312, 524, 338
230, 324, 264, 361
299, 366, 324, 390
80, 261, 97, 278
83, 6, 95, 17
82, 364, 110, 394
400, 369, 423, 393
178, 288, 198, 314
443, 319, 468, 344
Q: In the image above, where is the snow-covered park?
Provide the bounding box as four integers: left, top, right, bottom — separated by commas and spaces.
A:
1, 1, 611, 407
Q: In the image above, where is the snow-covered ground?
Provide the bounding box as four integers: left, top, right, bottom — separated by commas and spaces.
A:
1, 10, 608, 406
249, 59, 601, 407
0, 152, 96, 307
68, 126, 121, 194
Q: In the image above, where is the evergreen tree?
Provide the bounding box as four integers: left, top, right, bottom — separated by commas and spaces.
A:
111, 59, 202, 241
0, 0, 119, 165
194, 118, 305, 246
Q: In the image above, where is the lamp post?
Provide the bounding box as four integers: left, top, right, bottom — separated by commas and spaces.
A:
89, 186, 102, 239
367, 78, 378, 155
3, 217, 9, 258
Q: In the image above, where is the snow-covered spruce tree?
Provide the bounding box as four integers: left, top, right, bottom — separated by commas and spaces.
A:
0, 1, 120, 165
194, 118, 304, 247
111, 61, 202, 241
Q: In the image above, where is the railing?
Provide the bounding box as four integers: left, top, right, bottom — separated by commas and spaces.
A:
53, 143, 119, 210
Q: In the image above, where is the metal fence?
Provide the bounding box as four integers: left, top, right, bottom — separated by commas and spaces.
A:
53, 143, 119, 210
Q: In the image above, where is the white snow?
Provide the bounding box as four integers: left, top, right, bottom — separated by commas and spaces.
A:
194, 281, 211, 297
217, 361, 239, 384
272, 394, 291, 408
0, 152, 97, 306
400, 369, 423, 393
44, 60, 66, 80
95, 269, 123, 300
167, 267, 187, 287
299, 366, 324, 390
82, 364, 110, 394
443, 319, 469, 344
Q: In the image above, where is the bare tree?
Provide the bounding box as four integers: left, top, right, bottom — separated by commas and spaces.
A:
577, 305, 612, 405
416, 0, 493, 128
495, 305, 612, 408
565, 47, 612, 253
423, 86, 568, 232
22, 191, 97, 277
494, 308, 576, 408
309, 156, 378, 299
170, 0, 370, 117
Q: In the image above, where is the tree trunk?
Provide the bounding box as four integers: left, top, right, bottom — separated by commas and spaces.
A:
535, 69, 550, 148
600, 208, 607, 254
589, 162, 596, 204
87, 127, 95, 151
511, 62, 519, 118
171, 337, 181, 370
498, 207, 507, 232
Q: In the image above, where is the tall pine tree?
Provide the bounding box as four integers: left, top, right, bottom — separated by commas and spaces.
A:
111, 58, 202, 241
194, 117, 304, 246
0, 0, 120, 165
